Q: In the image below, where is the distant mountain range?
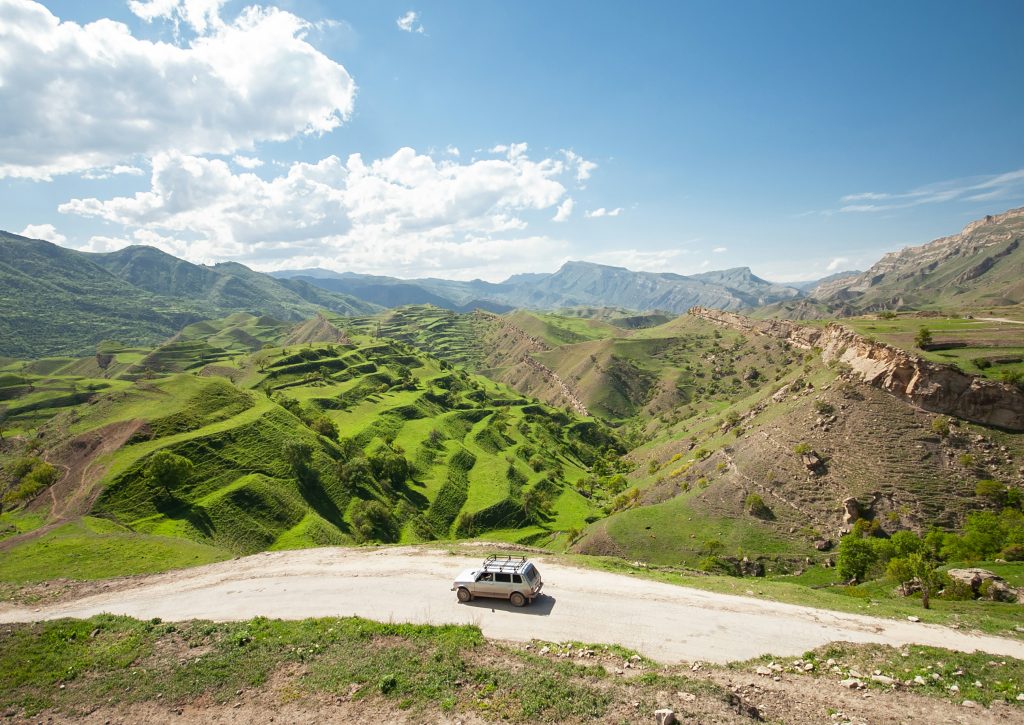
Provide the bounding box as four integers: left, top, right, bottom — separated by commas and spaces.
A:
0, 233, 378, 357
4, 206, 1020, 358
272, 260, 804, 315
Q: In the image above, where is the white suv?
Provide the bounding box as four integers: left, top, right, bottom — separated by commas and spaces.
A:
452, 555, 543, 607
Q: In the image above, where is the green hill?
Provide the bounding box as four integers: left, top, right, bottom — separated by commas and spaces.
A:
0, 233, 379, 358
0, 316, 620, 580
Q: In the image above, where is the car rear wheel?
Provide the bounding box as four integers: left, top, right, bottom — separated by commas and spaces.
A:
509, 592, 526, 607
456, 587, 472, 603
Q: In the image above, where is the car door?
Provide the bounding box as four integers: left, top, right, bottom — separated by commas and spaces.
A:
494, 572, 513, 598
473, 571, 499, 597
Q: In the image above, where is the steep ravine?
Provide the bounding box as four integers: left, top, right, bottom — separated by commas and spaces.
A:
689, 307, 1024, 430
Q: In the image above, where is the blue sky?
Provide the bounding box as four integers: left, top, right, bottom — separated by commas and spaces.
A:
2, 0, 1023, 282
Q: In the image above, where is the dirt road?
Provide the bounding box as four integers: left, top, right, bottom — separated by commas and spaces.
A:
2, 546, 1022, 664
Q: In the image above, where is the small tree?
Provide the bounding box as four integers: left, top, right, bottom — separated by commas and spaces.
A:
283, 440, 313, 477
145, 450, 194, 496
338, 457, 375, 493
915, 554, 941, 609
369, 450, 410, 491
914, 326, 933, 349
311, 417, 339, 441
836, 534, 877, 583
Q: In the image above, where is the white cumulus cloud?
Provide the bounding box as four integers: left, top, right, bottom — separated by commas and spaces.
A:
825, 256, 850, 272
585, 207, 622, 218
128, 0, 226, 34
553, 198, 574, 222
18, 223, 66, 244
562, 150, 597, 183
396, 10, 424, 33
59, 144, 580, 279
712, 246, 727, 253
232, 155, 264, 169
0, 1, 356, 179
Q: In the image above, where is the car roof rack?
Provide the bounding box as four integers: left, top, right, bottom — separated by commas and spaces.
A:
482, 554, 527, 572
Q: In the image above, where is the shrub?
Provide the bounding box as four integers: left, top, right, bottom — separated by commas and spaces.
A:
745, 493, 771, 519
999, 543, 1024, 561
975, 479, 1007, 505
930, 417, 950, 437
914, 326, 933, 348
813, 400, 835, 415
972, 357, 992, 370
350, 499, 399, 543
939, 575, 975, 601
311, 416, 339, 440
793, 442, 811, 455
958, 453, 975, 467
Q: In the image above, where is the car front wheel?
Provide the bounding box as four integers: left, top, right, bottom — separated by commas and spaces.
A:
456, 587, 472, 603
509, 592, 526, 607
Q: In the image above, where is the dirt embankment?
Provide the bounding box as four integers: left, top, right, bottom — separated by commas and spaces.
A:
689, 307, 1024, 430
0, 419, 145, 552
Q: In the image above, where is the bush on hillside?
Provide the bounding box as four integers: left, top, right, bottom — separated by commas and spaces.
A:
975, 479, 1007, 505
745, 493, 772, 519
311, 417, 339, 441
350, 499, 399, 543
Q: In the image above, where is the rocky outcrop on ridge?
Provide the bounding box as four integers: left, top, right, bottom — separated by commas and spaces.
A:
689, 307, 1024, 430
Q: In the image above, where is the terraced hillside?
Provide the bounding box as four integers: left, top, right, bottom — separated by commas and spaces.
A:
0, 316, 619, 583
356, 306, 806, 424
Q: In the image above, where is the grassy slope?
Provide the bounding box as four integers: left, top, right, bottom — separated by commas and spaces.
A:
1, 315, 613, 581
0, 517, 228, 583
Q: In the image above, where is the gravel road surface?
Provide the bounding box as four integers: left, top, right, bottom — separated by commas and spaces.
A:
3, 546, 1021, 664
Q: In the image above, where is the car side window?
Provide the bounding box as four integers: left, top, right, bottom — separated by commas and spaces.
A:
512, 574, 522, 584
496, 573, 511, 583
477, 572, 493, 582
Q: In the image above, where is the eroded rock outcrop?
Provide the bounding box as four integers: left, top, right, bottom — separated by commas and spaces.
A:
520, 355, 590, 416
689, 307, 1024, 431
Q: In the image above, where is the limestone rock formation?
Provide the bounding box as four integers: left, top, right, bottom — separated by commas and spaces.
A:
688, 307, 1024, 430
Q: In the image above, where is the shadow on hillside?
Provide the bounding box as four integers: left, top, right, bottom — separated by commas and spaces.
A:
395, 479, 429, 509
155, 495, 214, 536
461, 594, 556, 617
298, 471, 349, 533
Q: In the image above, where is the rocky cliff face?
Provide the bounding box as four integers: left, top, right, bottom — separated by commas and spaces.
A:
689, 307, 1024, 430
809, 206, 1024, 305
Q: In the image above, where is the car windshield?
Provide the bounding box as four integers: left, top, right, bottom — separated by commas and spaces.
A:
521, 562, 539, 585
